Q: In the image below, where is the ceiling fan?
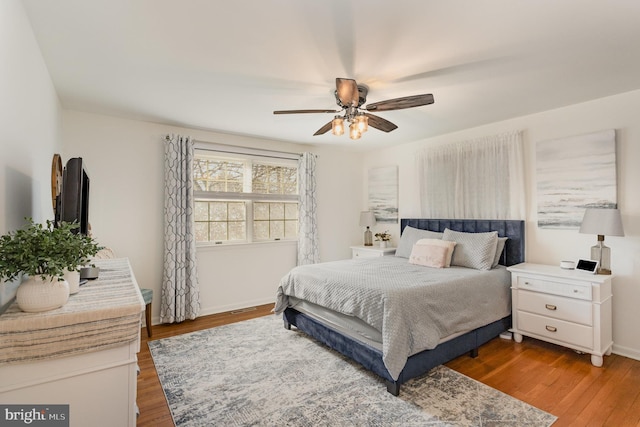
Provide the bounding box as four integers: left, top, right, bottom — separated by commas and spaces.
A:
273, 78, 434, 140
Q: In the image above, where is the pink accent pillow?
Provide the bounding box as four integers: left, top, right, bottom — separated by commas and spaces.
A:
415, 238, 457, 267
409, 243, 449, 268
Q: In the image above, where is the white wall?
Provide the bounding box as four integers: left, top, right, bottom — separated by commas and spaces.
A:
0, 0, 62, 310
362, 90, 640, 360
62, 110, 363, 321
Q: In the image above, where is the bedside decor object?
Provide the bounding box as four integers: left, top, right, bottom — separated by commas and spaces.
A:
374, 230, 391, 248
579, 208, 624, 275
559, 260, 575, 270
0, 218, 101, 312
359, 211, 376, 246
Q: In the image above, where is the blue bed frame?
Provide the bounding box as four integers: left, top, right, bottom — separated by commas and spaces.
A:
283, 219, 525, 395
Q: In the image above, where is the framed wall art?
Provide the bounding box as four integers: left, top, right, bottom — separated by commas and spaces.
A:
536, 129, 617, 229
368, 166, 398, 224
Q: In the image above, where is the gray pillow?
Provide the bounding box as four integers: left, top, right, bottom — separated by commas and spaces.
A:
492, 237, 508, 267
442, 228, 498, 270
395, 226, 443, 258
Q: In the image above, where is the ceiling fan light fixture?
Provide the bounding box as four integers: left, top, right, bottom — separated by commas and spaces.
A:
332, 116, 344, 136
356, 114, 368, 133
349, 122, 361, 140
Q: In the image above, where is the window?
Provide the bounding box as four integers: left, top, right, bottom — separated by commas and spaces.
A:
193, 150, 299, 244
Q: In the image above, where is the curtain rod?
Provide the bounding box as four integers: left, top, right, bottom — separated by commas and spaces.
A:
164, 134, 303, 160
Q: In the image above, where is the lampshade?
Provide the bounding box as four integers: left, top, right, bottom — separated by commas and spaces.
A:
356, 114, 368, 133
359, 211, 376, 227
331, 116, 344, 136
349, 122, 361, 140
579, 208, 625, 237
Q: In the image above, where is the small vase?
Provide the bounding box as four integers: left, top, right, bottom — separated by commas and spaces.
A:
16, 275, 70, 313
380, 241, 388, 248
64, 269, 81, 295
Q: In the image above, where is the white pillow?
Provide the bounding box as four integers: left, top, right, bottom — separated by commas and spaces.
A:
395, 226, 444, 258
415, 238, 457, 267
442, 228, 498, 270
409, 243, 449, 268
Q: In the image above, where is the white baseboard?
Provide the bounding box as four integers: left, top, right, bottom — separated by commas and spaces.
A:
612, 343, 640, 362
198, 298, 275, 318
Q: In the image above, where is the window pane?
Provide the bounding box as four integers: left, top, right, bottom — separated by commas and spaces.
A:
254, 202, 269, 220
210, 202, 227, 221
195, 222, 209, 242
285, 220, 298, 238
270, 203, 284, 220
251, 163, 298, 195
210, 222, 228, 241
284, 203, 298, 220
254, 221, 269, 240
195, 202, 209, 221
270, 220, 285, 239
228, 202, 246, 221
228, 221, 246, 240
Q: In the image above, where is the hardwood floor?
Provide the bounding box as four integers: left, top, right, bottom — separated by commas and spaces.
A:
137, 306, 640, 426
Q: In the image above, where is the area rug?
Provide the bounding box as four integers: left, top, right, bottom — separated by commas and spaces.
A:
148, 315, 556, 426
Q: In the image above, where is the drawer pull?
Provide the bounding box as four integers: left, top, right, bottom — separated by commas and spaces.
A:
545, 304, 557, 311
546, 325, 557, 332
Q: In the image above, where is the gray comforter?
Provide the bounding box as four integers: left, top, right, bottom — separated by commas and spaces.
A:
274, 256, 511, 380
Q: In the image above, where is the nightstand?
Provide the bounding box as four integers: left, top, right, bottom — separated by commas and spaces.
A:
507, 262, 613, 367
350, 246, 396, 259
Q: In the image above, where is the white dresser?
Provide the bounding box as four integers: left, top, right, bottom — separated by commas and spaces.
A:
507, 262, 613, 367
0, 258, 144, 426
351, 245, 396, 259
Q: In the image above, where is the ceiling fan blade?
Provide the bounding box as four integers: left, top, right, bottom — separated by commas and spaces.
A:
366, 94, 434, 112
335, 78, 359, 107
364, 113, 398, 133
313, 121, 333, 136
274, 109, 339, 114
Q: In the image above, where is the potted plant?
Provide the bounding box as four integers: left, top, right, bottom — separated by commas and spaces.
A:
374, 230, 391, 248
0, 218, 101, 312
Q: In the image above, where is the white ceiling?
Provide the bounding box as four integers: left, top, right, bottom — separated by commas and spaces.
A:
22, 0, 640, 150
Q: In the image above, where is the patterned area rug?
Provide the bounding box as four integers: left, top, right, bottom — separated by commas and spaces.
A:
148, 315, 557, 426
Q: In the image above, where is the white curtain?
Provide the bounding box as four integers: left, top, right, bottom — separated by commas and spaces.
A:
297, 152, 319, 265
418, 131, 525, 219
160, 134, 200, 323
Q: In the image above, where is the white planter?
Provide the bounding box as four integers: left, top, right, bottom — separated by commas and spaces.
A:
380, 241, 388, 248
64, 269, 81, 295
16, 275, 70, 313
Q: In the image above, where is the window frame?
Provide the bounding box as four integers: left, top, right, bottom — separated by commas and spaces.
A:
193, 148, 299, 246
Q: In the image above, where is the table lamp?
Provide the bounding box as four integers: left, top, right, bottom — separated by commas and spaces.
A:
359, 211, 376, 246
579, 208, 624, 275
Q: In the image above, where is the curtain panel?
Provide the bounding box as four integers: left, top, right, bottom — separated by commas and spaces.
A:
161, 134, 200, 323
418, 131, 525, 219
297, 152, 319, 265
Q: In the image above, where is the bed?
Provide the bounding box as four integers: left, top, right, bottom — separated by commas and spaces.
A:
275, 218, 525, 395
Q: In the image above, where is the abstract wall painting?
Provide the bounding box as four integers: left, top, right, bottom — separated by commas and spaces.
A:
368, 166, 398, 223
536, 129, 617, 229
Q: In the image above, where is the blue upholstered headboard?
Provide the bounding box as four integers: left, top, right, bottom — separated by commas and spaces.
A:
400, 218, 525, 267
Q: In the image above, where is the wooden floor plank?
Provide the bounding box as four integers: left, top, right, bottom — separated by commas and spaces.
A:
136, 307, 640, 426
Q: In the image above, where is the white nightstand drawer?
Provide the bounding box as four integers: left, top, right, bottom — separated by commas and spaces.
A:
351, 246, 396, 259
516, 290, 592, 326
517, 311, 593, 349
517, 275, 592, 300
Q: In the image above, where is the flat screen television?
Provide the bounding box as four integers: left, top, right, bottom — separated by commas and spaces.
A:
57, 157, 90, 235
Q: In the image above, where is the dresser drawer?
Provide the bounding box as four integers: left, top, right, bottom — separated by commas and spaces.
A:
517, 311, 593, 349
517, 275, 592, 300
516, 290, 592, 326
